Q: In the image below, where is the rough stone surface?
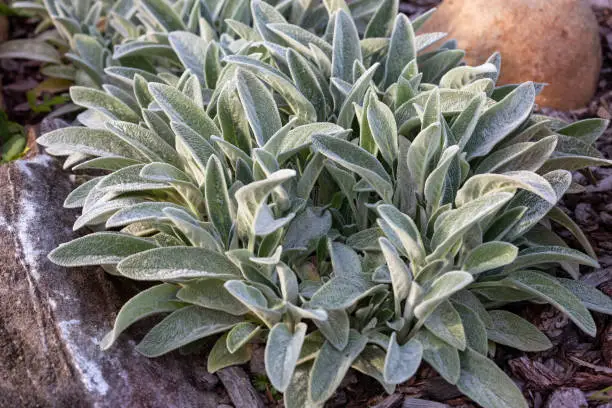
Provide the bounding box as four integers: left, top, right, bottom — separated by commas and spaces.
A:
0, 152, 226, 407
421, 0, 602, 110
544, 387, 588, 408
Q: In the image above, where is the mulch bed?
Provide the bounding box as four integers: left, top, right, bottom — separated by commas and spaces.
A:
1, 1, 611, 407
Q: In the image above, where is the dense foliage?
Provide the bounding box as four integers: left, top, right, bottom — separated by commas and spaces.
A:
32, 0, 612, 407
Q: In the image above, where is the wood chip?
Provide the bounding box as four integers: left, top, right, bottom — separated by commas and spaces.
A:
217, 366, 265, 408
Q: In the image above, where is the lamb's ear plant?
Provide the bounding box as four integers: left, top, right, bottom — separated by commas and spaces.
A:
38, 1, 612, 407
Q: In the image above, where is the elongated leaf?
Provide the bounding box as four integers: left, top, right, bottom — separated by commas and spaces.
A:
364, 0, 398, 38
117, 247, 241, 280
557, 118, 609, 145
504, 271, 597, 336
424, 300, 466, 350
463, 242, 518, 275
309, 330, 367, 404
384, 14, 415, 88
0, 39, 61, 63
313, 134, 393, 202
454, 303, 488, 355
225, 55, 317, 123
207, 333, 252, 373
332, 10, 362, 83
486, 310, 552, 352
136, 306, 241, 357
383, 333, 422, 384
430, 192, 513, 258
226, 322, 262, 353
266, 322, 307, 392
264, 122, 344, 160
337, 63, 380, 129
168, 31, 207, 84
224, 280, 283, 326
105, 202, 186, 228
414, 271, 473, 320
456, 171, 556, 207
141, 0, 186, 31
101, 283, 183, 350
71, 87, 140, 123
456, 348, 528, 408
505, 170, 571, 240
205, 155, 233, 245
380, 237, 412, 314
424, 145, 460, 213
475, 136, 558, 174
149, 83, 220, 139
177, 279, 249, 316
415, 328, 460, 384
407, 122, 442, 193
236, 69, 282, 146
38, 127, 144, 160
49, 232, 157, 266
367, 94, 398, 166
464, 82, 536, 159
313, 309, 349, 351
557, 278, 612, 315
506, 246, 599, 272
548, 206, 597, 258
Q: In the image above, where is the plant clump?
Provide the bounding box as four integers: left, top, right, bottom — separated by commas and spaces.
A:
35, 0, 612, 407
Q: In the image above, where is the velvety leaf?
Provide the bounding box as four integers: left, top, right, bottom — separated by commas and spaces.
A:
266, 322, 307, 392
236, 69, 282, 147
454, 303, 488, 355
117, 247, 241, 280
423, 300, 466, 350
455, 171, 556, 207
100, 283, 183, 351
506, 246, 599, 272
383, 333, 422, 384
464, 82, 536, 159
415, 328, 460, 384
149, 82, 220, 140
0, 39, 61, 63
414, 271, 473, 321
367, 94, 398, 166
49, 232, 157, 266
177, 279, 249, 316
224, 280, 283, 326
407, 122, 442, 193
226, 322, 262, 353
430, 192, 513, 258
205, 155, 234, 245
380, 237, 412, 315
557, 278, 612, 315
384, 14, 415, 88
486, 310, 552, 352
313, 309, 350, 351
207, 332, 252, 373
38, 127, 145, 161
462, 242, 518, 275
456, 348, 528, 408
312, 133, 393, 202
309, 330, 367, 404
136, 306, 241, 357
504, 271, 597, 336
332, 10, 362, 83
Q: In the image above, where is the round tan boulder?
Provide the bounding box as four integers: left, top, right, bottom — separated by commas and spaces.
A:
421, 0, 602, 110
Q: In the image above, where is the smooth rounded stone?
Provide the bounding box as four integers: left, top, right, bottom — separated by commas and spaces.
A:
0, 148, 225, 407
421, 0, 601, 110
